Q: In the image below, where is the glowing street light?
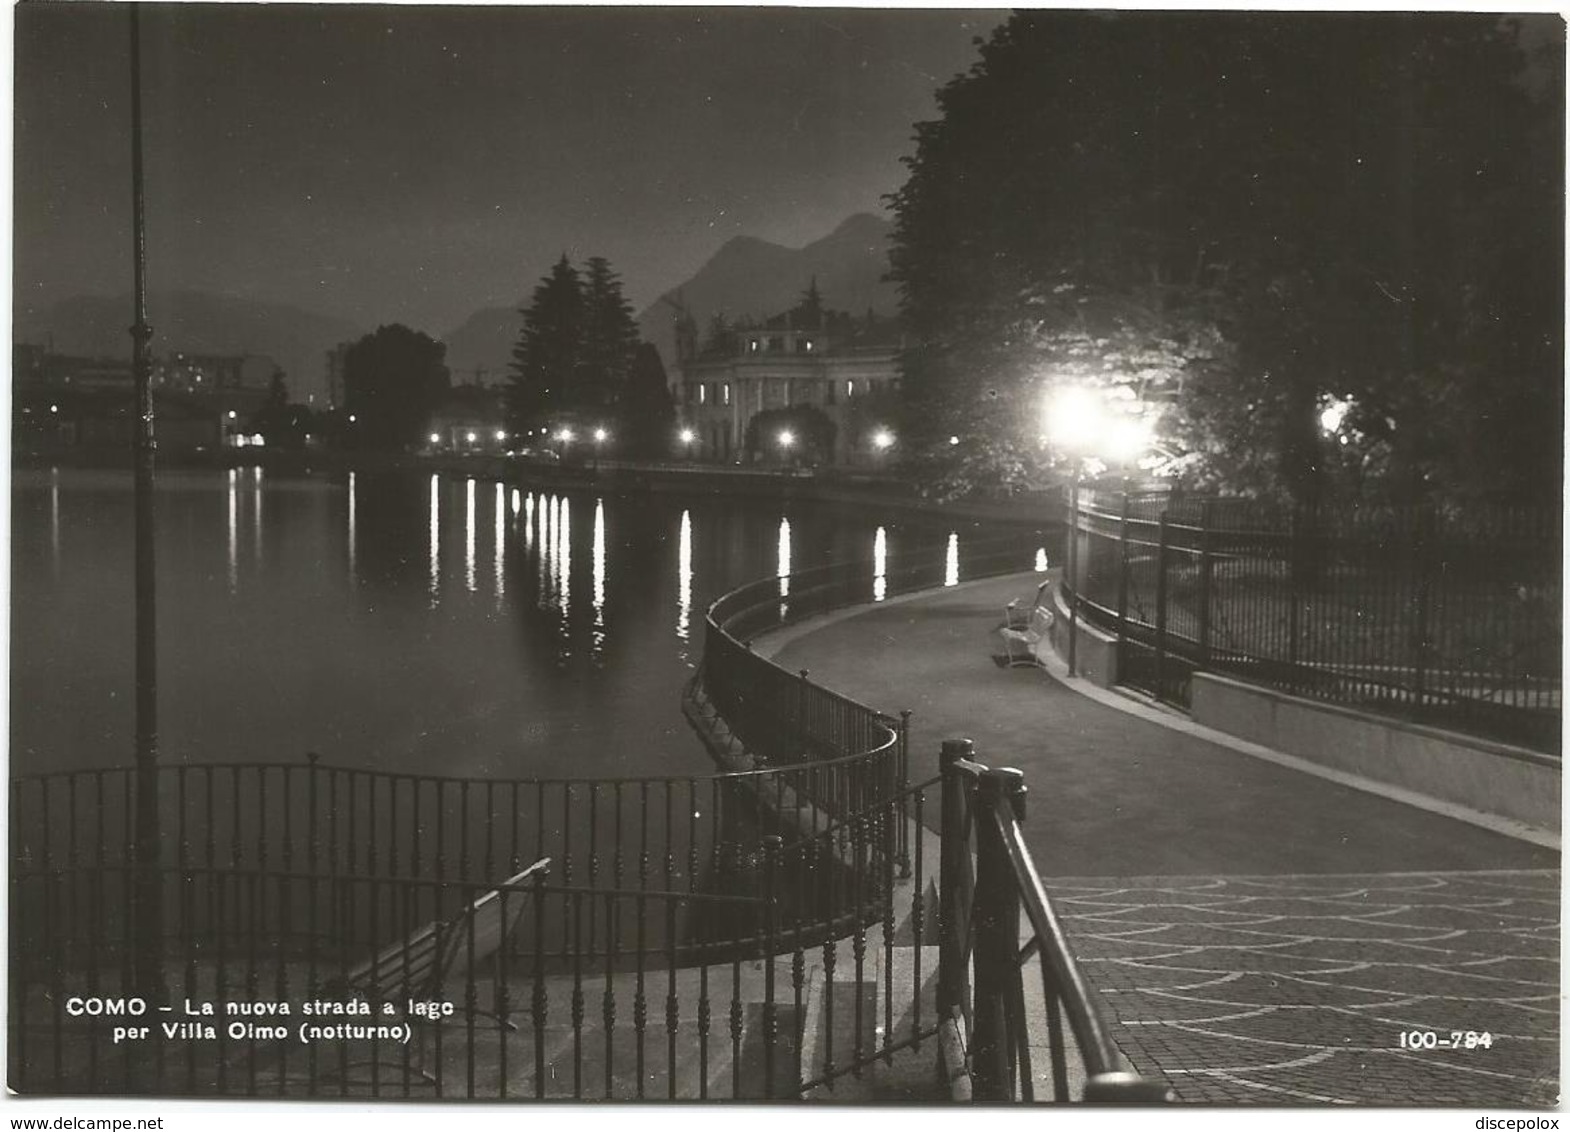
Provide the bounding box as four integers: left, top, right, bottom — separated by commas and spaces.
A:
679, 428, 696, 445
871, 428, 895, 451
429, 432, 441, 445
348, 414, 357, 423
227, 410, 237, 421
494, 429, 507, 443
593, 427, 608, 443
465, 430, 477, 444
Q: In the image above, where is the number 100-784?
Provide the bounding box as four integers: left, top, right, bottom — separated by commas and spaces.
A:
1399, 1030, 1494, 1050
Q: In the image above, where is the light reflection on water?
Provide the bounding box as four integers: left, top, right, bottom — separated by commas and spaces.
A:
11, 468, 1034, 778
252, 466, 263, 565
676, 509, 693, 644
428, 473, 441, 605
873, 525, 887, 602
495, 483, 507, 604
592, 498, 607, 659
347, 471, 357, 586
227, 468, 239, 592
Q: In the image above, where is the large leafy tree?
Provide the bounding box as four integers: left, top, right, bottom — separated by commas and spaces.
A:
888, 12, 1561, 504
342, 324, 450, 450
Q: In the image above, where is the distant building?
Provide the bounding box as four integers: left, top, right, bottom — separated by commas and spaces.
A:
325, 342, 351, 410
672, 305, 903, 466
425, 385, 508, 453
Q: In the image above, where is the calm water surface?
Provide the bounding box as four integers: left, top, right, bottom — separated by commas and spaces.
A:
12, 468, 1023, 780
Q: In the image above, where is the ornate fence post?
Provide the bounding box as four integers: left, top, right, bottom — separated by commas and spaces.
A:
1154, 511, 1171, 702
896, 709, 913, 879
761, 834, 782, 1098
1066, 479, 1080, 677
970, 766, 1025, 1103
1198, 500, 1215, 668
1115, 485, 1131, 649
936, 739, 974, 1025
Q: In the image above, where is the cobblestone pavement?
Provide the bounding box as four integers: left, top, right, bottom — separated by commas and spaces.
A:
1045, 870, 1561, 1106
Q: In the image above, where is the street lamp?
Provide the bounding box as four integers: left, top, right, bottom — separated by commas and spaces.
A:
592, 427, 608, 470
679, 427, 696, 461
778, 429, 795, 466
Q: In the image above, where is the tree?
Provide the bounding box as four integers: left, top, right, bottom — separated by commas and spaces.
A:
580, 257, 641, 414
248, 370, 314, 450
509, 255, 584, 433
887, 12, 1561, 504
508, 254, 645, 435
342, 325, 450, 450
619, 343, 676, 458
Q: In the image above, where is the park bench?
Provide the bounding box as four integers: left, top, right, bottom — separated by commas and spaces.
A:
999, 580, 1054, 668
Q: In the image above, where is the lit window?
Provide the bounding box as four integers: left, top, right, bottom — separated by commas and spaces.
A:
699, 385, 707, 404
723, 383, 731, 406
804, 339, 814, 352
749, 339, 760, 353
846, 380, 855, 400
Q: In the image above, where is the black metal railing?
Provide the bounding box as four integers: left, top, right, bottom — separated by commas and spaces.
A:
1067, 487, 1561, 752
13, 524, 1104, 1100
10, 863, 799, 1100
934, 740, 1170, 1104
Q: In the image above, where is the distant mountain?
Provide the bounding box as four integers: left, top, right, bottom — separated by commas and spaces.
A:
442, 305, 519, 385
637, 213, 900, 367
14, 290, 363, 403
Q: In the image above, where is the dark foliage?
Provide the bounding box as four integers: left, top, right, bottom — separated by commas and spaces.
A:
887, 12, 1562, 504
342, 324, 450, 451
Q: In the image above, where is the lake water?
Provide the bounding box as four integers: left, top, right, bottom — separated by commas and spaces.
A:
12, 467, 1026, 782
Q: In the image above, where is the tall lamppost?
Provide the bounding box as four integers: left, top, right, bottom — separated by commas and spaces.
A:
128, 6, 165, 993
871, 427, 895, 469
1044, 385, 1155, 678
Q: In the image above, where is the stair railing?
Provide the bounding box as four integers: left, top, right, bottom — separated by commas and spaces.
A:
936, 739, 1172, 1104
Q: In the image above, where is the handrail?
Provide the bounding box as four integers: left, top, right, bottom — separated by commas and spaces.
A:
935, 741, 1171, 1104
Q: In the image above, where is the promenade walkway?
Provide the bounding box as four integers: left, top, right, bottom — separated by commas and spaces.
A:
760, 572, 1559, 1105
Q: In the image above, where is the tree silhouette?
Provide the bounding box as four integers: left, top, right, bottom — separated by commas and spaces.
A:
888, 12, 1561, 504
342, 324, 450, 450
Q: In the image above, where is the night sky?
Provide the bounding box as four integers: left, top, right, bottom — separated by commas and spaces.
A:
14, 4, 1007, 336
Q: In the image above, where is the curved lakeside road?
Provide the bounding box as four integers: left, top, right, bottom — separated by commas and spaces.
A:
763, 572, 1560, 1105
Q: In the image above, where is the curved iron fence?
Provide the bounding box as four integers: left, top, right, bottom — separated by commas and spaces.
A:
12, 523, 1056, 1098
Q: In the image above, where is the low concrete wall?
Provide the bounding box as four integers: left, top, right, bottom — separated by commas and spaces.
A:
1191, 672, 1561, 833
1047, 586, 1120, 689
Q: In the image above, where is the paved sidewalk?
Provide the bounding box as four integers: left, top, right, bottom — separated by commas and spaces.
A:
764, 572, 1560, 1104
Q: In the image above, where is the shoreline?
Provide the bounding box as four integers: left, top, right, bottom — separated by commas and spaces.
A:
14, 446, 1067, 528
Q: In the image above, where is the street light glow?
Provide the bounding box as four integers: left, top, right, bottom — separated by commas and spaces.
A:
429, 432, 440, 444
593, 428, 608, 443
948, 435, 959, 446
679, 428, 696, 444
227, 410, 237, 420
495, 429, 507, 442
348, 414, 357, 423
872, 428, 894, 451
1044, 386, 1102, 449
557, 428, 574, 443
778, 430, 795, 448
466, 431, 477, 443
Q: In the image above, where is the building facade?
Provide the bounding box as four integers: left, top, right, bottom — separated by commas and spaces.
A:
672, 319, 902, 467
